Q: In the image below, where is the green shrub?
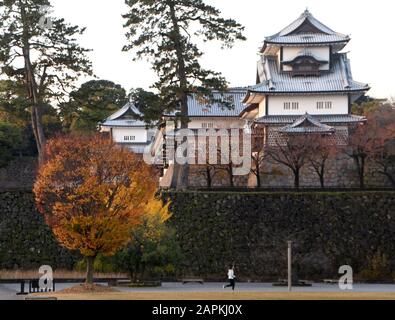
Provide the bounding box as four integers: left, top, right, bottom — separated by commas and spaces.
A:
113, 213, 184, 281
358, 251, 392, 281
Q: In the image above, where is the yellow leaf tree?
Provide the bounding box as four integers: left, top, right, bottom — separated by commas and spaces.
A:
34, 134, 159, 284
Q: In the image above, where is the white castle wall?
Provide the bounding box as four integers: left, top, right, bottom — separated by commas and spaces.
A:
268, 95, 348, 116
112, 127, 148, 144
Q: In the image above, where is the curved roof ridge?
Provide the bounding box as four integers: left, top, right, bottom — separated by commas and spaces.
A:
279, 112, 336, 134
107, 102, 142, 121
339, 54, 351, 89
263, 59, 275, 90
277, 10, 339, 37
264, 10, 350, 45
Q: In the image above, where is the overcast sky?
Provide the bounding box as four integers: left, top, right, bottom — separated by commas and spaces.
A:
51, 0, 395, 99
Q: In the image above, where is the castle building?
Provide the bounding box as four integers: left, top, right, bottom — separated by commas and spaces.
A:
101, 10, 370, 188
241, 9, 369, 145
100, 102, 156, 154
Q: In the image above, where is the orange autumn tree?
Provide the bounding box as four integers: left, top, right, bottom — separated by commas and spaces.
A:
34, 134, 159, 284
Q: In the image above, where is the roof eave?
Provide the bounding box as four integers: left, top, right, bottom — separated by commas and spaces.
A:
264, 39, 350, 46
247, 88, 370, 95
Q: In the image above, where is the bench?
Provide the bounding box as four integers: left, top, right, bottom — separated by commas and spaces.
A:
182, 278, 204, 285
114, 280, 132, 287
14, 279, 55, 295
273, 279, 313, 287
29, 279, 56, 294
323, 279, 339, 284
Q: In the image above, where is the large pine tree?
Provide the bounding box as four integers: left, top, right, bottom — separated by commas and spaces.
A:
0, 0, 92, 161
123, 0, 246, 188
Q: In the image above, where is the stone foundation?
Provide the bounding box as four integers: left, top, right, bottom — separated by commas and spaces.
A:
0, 157, 37, 190
185, 156, 392, 188
164, 190, 395, 280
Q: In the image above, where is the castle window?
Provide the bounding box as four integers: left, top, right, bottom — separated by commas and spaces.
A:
202, 123, 214, 129
317, 101, 332, 110
284, 102, 299, 110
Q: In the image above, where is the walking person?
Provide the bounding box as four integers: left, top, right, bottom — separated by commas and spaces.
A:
223, 265, 236, 291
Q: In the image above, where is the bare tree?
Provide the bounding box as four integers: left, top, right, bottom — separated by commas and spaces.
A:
265, 134, 312, 189
344, 123, 374, 189
251, 151, 273, 188
307, 135, 337, 188
366, 109, 395, 187
198, 162, 218, 188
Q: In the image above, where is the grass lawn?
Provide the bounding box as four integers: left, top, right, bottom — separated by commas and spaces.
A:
36, 291, 395, 300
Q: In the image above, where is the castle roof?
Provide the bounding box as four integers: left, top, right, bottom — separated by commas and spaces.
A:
263, 9, 350, 47
164, 89, 247, 118
255, 114, 366, 125
244, 53, 369, 101
100, 102, 147, 127
278, 113, 336, 134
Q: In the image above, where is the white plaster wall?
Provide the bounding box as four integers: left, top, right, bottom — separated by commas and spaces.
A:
112, 127, 148, 143
258, 98, 267, 117
268, 95, 349, 116
282, 46, 330, 71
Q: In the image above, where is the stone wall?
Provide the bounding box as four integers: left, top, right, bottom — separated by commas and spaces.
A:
0, 157, 37, 190
186, 156, 392, 188
188, 165, 249, 188
164, 191, 395, 281
0, 190, 79, 269
2, 188, 395, 281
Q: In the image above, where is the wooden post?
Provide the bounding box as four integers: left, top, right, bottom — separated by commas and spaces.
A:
288, 241, 292, 292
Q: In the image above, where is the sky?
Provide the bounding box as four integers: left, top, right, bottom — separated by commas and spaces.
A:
51, 0, 395, 99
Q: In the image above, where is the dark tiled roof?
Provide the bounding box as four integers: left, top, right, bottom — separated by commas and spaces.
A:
265, 10, 350, 45
165, 89, 248, 117
101, 102, 147, 127
255, 114, 366, 125
278, 114, 335, 134
249, 53, 369, 95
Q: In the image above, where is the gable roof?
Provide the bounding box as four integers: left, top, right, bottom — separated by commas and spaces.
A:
255, 114, 367, 125
263, 10, 350, 46
100, 102, 147, 127
278, 113, 335, 134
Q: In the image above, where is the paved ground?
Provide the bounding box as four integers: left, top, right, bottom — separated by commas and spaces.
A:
1, 282, 395, 300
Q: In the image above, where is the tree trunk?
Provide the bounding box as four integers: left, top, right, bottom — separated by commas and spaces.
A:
358, 157, 365, 189
86, 256, 95, 284
319, 174, 325, 189
229, 165, 234, 187
318, 164, 325, 189
21, 6, 46, 162
294, 169, 300, 189
206, 166, 212, 188
256, 173, 261, 188
169, 3, 190, 190
175, 95, 190, 189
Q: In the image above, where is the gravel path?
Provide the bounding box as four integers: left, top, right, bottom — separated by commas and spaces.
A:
1, 282, 395, 300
